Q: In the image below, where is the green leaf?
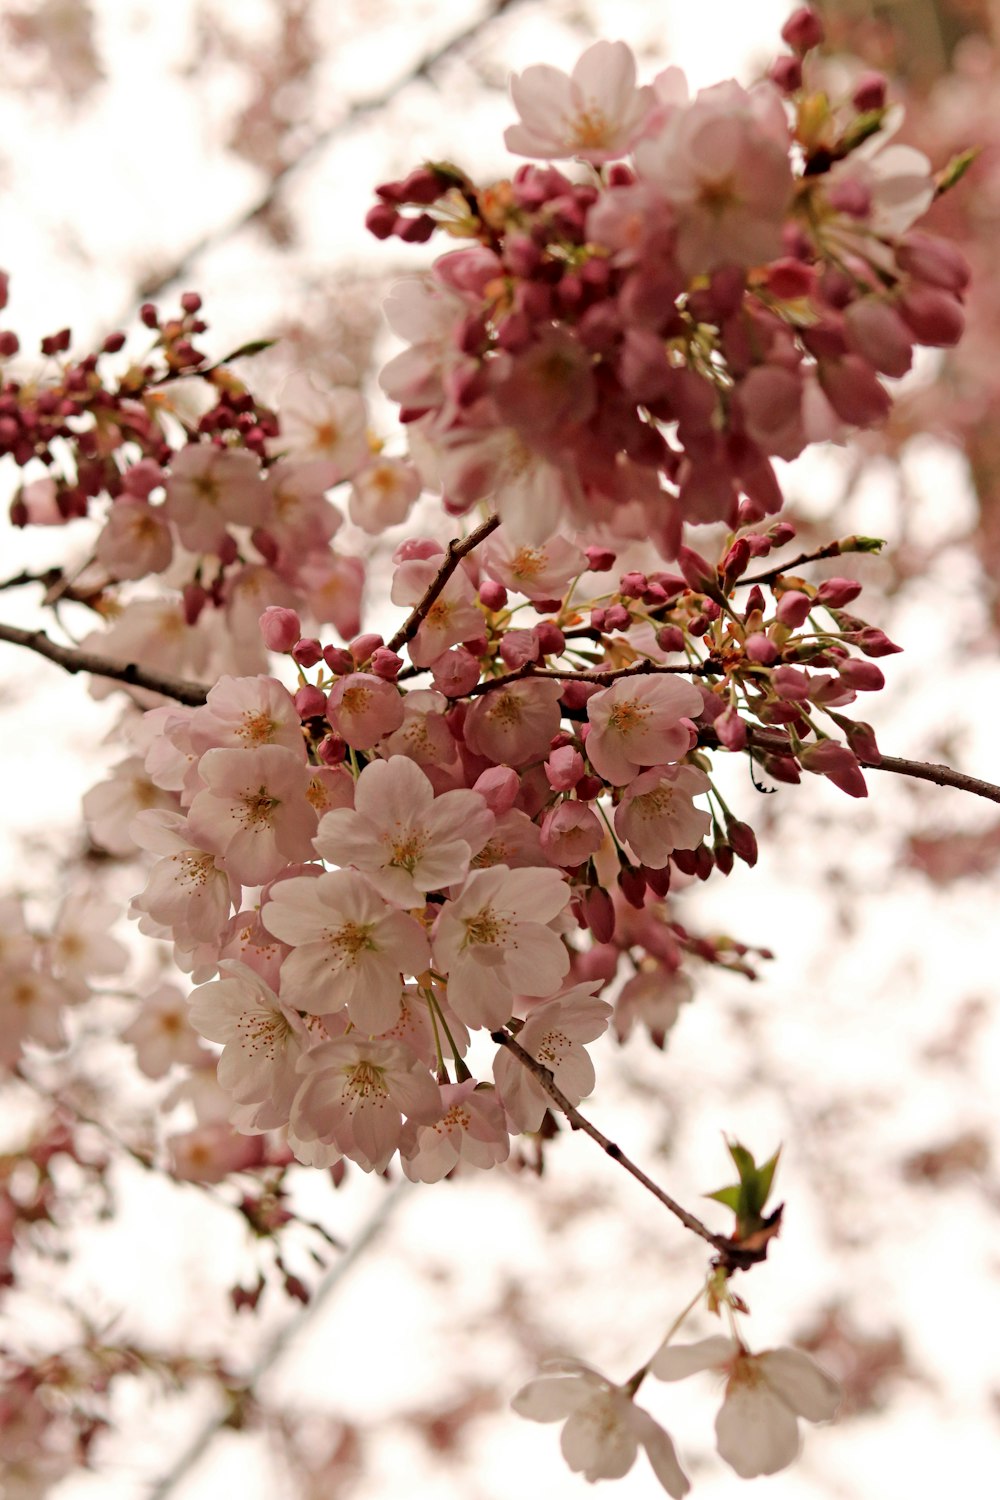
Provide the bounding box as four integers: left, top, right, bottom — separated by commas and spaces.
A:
936, 147, 979, 196
839, 109, 886, 155
755, 1147, 781, 1209
705, 1185, 742, 1212
841, 535, 885, 554
218, 338, 278, 364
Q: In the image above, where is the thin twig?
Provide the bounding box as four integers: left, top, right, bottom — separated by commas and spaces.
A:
0, 622, 209, 705
863, 751, 1000, 804
464, 656, 720, 696
126, 0, 533, 310
739, 541, 863, 588
0, 567, 64, 594
386, 512, 501, 654
490, 1029, 767, 1273
147, 1179, 412, 1500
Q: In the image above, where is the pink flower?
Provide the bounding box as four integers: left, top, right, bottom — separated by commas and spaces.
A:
635, 80, 793, 274
297, 552, 365, 640
391, 550, 482, 668
512, 1360, 689, 1496
314, 755, 494, 907
50, 895, 128, 1000
261, 870, 430, 1033
326, 672, 405, 749
493, 983, 611, 1131
189, 675, 306, 757
162, 445, 265, 553
463, 678, 563, 767
401, 1079, 511, 1181
651, 1336, 839, 1479
540, 801, 604, 867
269, 373, 370, 485
130, 809, 237, 946
96, 499, 173, 580
614, 762, 711, 866
83, 756, 173, 856
262, 460, 343, 554
483, 529, 586, 603
187, 744, 316, 885
291, 1035, 442, 1172
121, 983, 207, 1079
614, 966, 692, 1047
505, 42, 654, 164
432, 866, 571, 1029
189, 960, 313, 1130
349, 455, 421, 533
586, 676, 702, 785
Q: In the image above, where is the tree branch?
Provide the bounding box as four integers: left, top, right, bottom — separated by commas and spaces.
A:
490, 1028, 768, 1273
386, 512, 501, 654
863, 751, 1000, 804
464, 656, 720, 695
0, 622, 209, 706
738, 539, 877, 588
126, 0, 534, 309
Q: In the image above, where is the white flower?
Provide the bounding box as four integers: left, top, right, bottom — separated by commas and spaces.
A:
505, 42, 654, 164
651, 1335, 839, 1479
513, 1360, 689, 1495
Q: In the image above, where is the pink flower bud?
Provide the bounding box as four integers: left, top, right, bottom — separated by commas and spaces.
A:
604, 603, 631, 631
541, 803, 603, 867
366, 203, 399, 239
643, 863, 671, 897
575, 773, 604, 801
392, 536, 443, 564
583, 886, 615, 944
479, 579, 507, 610
852, 71, 887, 110
843, 718, 880, 763
726, 819, 758, 866
585, 545, 616, 571
775, 590, 812, 627
590, 606, 607, 631
323, 645, 355, 675
818, 355, 891, 427
799, 740, 868, 797
765, 257, 814, 301
619, 570, 648, 598
535, 622, 565, 656
545, 746, 584, 791
317, 733, 347, 765
745, 632, 779, 665
853, 627, 901, 657
817, 576, 862, 607
656, 625, 686, 653
844, 297, 913, 377
715, 707, 748, 751
896, 232, 970, 293
714, 841, 734, 876
773, 664, 812, 700
259, 605, 302, 653
837, 658, 884, 691
294, 685, 327, 718
370, 647, 403, 681
499, 629, 540, 669
769, 54, 803, 92
898, 287, 964, 347
473, 766, 519, 815
561, 680, 600, 710
619, 866, 647, 909
781, 6, 824, 52
182, 582, 207, 626
350, 632, 384, 664
292, 637, 323, 668
431, 646, 481, 697
677, 544, 717, 594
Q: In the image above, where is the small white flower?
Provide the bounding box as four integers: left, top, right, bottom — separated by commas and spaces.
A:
651, 1335, 839, 1479
513, 1360, 689, 1495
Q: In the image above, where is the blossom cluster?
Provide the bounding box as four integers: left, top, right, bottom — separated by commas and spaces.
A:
369, 23, 967, 550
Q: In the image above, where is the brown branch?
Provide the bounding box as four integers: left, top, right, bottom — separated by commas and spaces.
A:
0, 567, 64, 594
0, 622, 209, 706
490, 1028, 768, 1273
863, 751, 1000, 804
739, 540, 869, 588
465, 656, 721, 696
386, 512, 501, 654
127, 0, 534, 309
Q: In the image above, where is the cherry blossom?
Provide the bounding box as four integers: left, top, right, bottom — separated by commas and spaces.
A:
432, 866, 571, 1029
400, 1079, 510, 1182
314, 755, 494, 907
614, 763, 712, 866
325, 672, 405, 749
162, 444, 265, 553
493, 984, 611, 1132
129, 810, 236, 947
512, 1360, 689, 1495
651, 1336, 839, 1478
269, 372, 370, 485
261, 870, 430, 1033
122, 982, 209, 1079
187, 744, 316, 885
505, 41, 654, 164
585, 677, 702, 786
463, 678, 563, 768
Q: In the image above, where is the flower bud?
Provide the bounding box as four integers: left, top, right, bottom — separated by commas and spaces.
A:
769, 54, 802, 93
323, 645, 355, 675
817, 576, 861, 607
583, 886, 615, 944
317, 733, 347, 765
775, 590, 812, 628
431, 646, 481, 697
294, 685, 327, 718
781, 6, 824, 52
585, 545, 616, 572
292, 637, 323, 668
479, 579, 507, 610
618, 866, 647, 908
259, 605, 301, 654
370, 647, 403, 681
350, 632, 384, 664
474, 765, 519, 815
656, 625, 686, 654
535, 622, 566, 656
726, 819, 758, 866
852, 71, 887, 110
545, 746, 584, 791
745, 632, 779, 665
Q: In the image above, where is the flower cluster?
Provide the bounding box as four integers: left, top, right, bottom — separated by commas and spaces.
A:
369, 22, 967, 549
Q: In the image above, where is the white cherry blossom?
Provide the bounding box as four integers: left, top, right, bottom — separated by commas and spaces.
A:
505, 42, 654, 164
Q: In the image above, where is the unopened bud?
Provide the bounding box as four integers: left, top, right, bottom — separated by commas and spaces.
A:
292, 637, 323, 668
259, 605, 301, 653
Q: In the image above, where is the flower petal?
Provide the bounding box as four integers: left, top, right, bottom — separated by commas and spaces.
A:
758, 1347, 840, 1423
650, 1334, 736, 1382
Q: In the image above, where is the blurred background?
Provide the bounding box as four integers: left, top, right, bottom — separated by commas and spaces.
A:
2, 2, 1000, 1496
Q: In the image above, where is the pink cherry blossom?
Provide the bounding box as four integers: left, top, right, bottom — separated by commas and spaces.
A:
493, 983, 611, 1131
189, 960, 313, 1130
263, 460, 343, 554
391, 549, 482, 668
96, 499, 173, 580
540, 801, 604, 867
505, 42, 654, 164
121, 982, 208, 1079
189, 675, 306, 757
162, 444, 265, 553
349, 455, 422, 533
269, 373, 370, 485
187, 744, 316, 885
130, 810, 237, 946
314, 755, 494, 907
50, 895, 128, 1000
261, 870, 430, 1033
82, 755, 174, 856
463, 678, 563, 768
614, 763, 712, 866
432, 866, 571, 1029
586, 676, 702, 785
482, 529, 586, 603
290, 1035, 442, 1172
325, 672, 405, 749
400, 1079, 510, 1182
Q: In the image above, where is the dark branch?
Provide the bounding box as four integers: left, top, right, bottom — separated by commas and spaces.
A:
386, 512, 501, 654
0, 623, 209, 706
465, 656, 720, 696
490, 1028, 768, 1273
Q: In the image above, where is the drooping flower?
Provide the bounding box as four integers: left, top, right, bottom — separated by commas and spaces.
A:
492, 983, 611, 1132
614, 762, 712, 866
291, 1034, 442, 1171
512, 1359, 689, 1495
400, 1079, 511, 1182
650, 1335, 839, 1479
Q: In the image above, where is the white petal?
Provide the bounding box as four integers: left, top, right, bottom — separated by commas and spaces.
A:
715, 1381, 800, 1479
650, 1334, 736, 1382
632, 1408, 691, 1498
512, 1374, 588, 1423
758, 1347, 840, 1423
